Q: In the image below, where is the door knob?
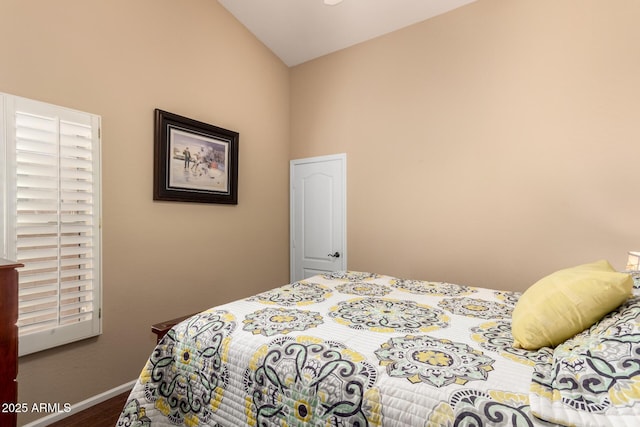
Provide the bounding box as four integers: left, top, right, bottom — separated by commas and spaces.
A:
328, 252, 340, 258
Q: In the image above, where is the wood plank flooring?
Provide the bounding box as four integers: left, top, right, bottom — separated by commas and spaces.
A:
47, 391, 129, 427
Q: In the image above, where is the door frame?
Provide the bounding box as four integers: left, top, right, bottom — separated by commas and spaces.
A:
290, 153, 347, 282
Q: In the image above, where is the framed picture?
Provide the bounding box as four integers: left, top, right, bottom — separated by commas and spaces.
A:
153, 109, 239, 204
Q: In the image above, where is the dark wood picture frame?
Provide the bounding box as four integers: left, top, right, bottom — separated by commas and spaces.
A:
153, 109, 238, 204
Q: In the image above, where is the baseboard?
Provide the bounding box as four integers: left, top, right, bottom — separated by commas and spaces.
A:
22, 380, 137, 427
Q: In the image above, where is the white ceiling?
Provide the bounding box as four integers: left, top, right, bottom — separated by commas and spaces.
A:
217, 0, 477, 67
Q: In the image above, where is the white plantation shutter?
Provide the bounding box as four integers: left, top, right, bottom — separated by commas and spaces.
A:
1, 93, 101, 356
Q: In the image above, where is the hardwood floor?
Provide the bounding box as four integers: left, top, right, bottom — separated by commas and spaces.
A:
47, 391, 129, 427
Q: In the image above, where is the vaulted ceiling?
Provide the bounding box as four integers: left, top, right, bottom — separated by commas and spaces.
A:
217, 0, 477, 66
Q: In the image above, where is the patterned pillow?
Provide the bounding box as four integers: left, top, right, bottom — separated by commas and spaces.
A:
632, 271, 640, 295
529, 296, 640, 426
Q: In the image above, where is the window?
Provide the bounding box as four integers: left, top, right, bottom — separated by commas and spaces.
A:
0, 93, 102, 356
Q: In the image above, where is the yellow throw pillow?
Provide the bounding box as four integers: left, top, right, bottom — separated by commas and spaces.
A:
512, 260, 632, 350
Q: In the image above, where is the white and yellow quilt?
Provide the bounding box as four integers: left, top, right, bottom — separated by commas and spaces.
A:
117, 272, 640, 426
529, 294, 640, 427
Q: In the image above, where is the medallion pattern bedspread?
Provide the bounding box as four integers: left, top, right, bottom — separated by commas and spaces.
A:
118, 272, 640, 426
529, 295, 640, 427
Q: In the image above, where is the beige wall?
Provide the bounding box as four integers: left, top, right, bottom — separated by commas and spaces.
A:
1, 0, 291, 424
291, 0, 640, 291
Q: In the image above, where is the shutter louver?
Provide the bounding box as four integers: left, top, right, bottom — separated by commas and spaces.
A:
4, 94, 102, 355
15, 112, 62, 335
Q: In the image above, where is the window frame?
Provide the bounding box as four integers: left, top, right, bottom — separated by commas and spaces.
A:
0, 92, 102, 356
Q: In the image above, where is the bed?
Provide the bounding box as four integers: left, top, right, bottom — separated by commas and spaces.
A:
117, 265, 640, 427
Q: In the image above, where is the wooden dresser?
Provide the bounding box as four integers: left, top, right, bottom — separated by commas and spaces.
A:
0, 259, 23, 427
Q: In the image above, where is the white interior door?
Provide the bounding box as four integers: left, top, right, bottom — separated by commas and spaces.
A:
290, 154, 346, 282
